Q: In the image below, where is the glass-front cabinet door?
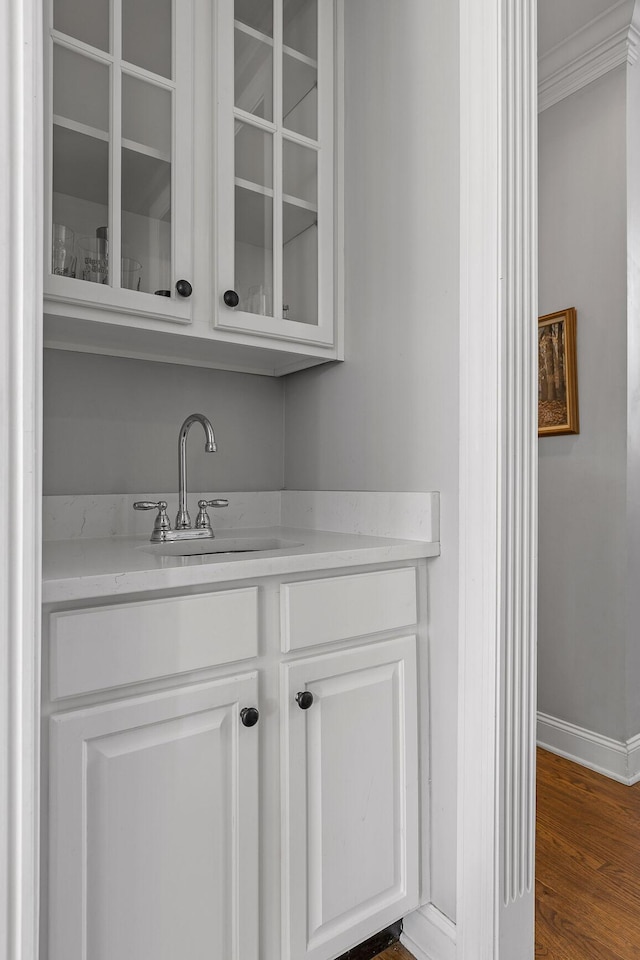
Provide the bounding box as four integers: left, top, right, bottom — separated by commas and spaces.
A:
45, 0, 195, 323
215, 0, 335, 346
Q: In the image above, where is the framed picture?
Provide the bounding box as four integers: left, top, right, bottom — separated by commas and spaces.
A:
538, 307, 579, 436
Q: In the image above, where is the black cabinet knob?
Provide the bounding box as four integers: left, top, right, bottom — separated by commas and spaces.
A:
240, 706, 259, 727
223, 289, 240, 308
296, 691, 314, 710
176, 279, 193, 297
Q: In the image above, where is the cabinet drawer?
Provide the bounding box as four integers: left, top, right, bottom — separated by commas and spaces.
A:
281, 568, 417, 652
50, 588, 258, 699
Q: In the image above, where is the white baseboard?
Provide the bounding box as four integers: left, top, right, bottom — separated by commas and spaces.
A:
537, 712, 640, 785
401, 904, 456, 960
627, 732, 640, 784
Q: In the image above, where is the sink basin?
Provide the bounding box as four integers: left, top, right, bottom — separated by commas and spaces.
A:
143, 537, 303, 558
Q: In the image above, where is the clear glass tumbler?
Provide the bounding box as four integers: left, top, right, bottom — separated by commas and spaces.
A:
52, 224, 76, 277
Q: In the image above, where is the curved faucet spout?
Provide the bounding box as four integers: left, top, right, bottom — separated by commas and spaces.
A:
176, 413, 217, 529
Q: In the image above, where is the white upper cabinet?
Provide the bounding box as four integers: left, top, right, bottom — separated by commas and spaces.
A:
45, 0, 195, 323
43, 0, 343, 376
215, 0, 336, 347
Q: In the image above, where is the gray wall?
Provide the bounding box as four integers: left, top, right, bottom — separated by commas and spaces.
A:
43, 350, 285, 495
538, 68, 628, 740
283, 0, 460, 920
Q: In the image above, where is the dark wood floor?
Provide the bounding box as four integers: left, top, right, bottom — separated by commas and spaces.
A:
536, 747, 640, 958
373, 947, 414, 960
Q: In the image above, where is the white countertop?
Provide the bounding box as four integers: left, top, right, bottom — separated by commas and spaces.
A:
42, 526, 441, 604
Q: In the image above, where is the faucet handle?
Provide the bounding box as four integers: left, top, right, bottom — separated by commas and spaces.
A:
196, 498, 229, 531
133, 500, 172, 542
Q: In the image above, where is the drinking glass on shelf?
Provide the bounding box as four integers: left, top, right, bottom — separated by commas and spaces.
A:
78, 237, 109, 284
246, 283, 272, 315
121, 257, 142, 291
52, 224, 76, 277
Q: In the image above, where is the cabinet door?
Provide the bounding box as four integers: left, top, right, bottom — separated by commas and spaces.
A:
45, 0, 194, 322
48, 673, 259, 960
281, 636, 419, 960
215, 0, 336, 347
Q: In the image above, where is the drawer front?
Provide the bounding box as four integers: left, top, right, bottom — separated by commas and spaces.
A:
281, 568, 417, 652
50, 588, 259, 699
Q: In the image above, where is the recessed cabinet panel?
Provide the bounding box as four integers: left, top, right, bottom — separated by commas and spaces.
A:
281, 637, 419, 960
50, 587, 259, 698
281, 568, 418, 651
49, 675, 259, 960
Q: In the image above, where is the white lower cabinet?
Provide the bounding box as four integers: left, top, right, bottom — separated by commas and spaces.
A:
48, 673, 259, 960
281, 636, 420, 960
44, 565, 423, 960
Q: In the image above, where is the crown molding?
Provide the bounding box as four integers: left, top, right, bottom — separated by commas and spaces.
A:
539, 0, 639, 113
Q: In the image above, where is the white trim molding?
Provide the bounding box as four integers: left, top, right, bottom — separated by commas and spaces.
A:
538, 713, 640, 785
458, 0, 537, 958
0, 0, 43, 958
401, 904, 456, 960
539, 0, 639, 112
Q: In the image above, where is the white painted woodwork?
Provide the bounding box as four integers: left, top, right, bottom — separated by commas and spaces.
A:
44, 0, 195, 324
457, 0, 537, 957
537, 712, 640, 785
43, 0, 344, 376
281, 635, 419, 960
280, 567, 417, 651
215, 0, 337, 348
50, 587, 259, 698
0, 0, 43, 956
538, 0, 639, 112
48, 673, 259, 960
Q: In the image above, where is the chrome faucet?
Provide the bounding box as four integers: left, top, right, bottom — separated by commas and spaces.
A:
134, 413, 229, 542
176, 413, 217, 529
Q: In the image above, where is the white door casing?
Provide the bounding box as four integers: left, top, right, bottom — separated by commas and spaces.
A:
0, 1, 43, 960
457, 0, 537, 958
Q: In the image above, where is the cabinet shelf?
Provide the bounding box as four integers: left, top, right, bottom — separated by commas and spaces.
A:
53, 116, 170, 165
52, 121, 170, 220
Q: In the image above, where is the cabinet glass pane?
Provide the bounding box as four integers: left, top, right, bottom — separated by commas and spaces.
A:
235, 0, 273, 37
122, 148, 171, 294
53, 45, 109, 133
54, 0, 110, 53
283, 140, 317, 205
122, 74, 172, 157
235, 122, 273, 189
235, 29, 273, 121
283, 0, 317, 59
52, 125, 109, 282
235, 186, 273, 316
122, 0, 173, 79
283, 204, 317, 324
283, 54, 317, 139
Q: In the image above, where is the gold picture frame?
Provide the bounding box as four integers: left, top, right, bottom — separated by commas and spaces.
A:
538, 307, 579, 436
